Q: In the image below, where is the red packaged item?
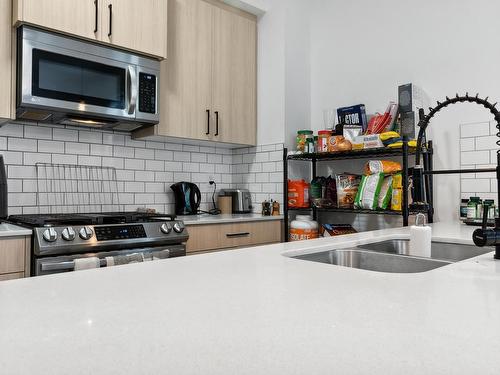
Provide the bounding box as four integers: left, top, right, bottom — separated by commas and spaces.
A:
287, 179, 310, 208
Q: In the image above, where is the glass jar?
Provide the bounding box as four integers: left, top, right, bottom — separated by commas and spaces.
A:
296, 130, 314, 153
459, 199, 468, 219
318, 130, 331, 153
466, 197, 479, 219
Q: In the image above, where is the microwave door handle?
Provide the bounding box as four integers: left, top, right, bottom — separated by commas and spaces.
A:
127, 66, 137, 115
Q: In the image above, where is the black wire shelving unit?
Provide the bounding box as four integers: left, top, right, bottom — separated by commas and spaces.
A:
283, 142, 434, 242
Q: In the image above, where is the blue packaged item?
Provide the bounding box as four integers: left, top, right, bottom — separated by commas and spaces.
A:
337, 104, 368, 131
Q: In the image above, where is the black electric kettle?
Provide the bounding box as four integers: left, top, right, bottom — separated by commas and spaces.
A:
170, 182, 201, 215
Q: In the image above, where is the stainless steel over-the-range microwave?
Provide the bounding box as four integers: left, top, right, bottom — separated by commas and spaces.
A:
16, 26, 160, 131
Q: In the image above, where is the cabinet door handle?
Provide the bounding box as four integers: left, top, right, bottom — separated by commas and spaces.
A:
215, 111, 219, 136
206, 109, 210, 135
108, 4, 113, 37
94, 0, 98, 33
226, 232, 250, 238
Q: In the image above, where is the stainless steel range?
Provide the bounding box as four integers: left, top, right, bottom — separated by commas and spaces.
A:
8, 212, 188, 276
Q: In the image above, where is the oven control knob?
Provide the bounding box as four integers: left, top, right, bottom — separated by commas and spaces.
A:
42, 227, 58, 242
160, 222, 172, 234
173, 222, 184, 234
62, 227, 76, 241
79, 226, 94, 240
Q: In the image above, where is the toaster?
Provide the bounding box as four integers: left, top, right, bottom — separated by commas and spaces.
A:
218, 189, 253, 213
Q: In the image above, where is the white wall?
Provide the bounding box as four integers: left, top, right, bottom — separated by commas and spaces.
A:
308, 0, 500, 222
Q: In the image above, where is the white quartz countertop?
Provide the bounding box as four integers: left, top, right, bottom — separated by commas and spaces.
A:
1, 222, 500, 374
0, 222, 32, 237
176, 213, 283, 225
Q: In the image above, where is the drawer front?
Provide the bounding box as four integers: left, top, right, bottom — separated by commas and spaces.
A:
186, 220, 282, 253
0, 272, 24, 281
220, 221, 282, 248
0, 238, 26, 274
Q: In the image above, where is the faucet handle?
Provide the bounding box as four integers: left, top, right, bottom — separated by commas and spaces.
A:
481, 201, 491, 230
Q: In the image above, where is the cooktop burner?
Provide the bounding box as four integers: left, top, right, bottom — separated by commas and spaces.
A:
8, 212, 176, 227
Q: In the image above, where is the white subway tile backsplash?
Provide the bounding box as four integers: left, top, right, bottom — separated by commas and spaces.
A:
146, 160, 164, 171
125, 181, 145, 193
125, 138, 145, 148
79, 130, 102, 144
174, 151, 191, 162
116, 170, 135, 181
461, 151, 490, 165
8, 165, 37, 179
460, 138, 475, 151
475, 135, 497, 150
461, 179, 491, 193
2, 121, 284, 214
90, 144, 113, 157
135, 148, 155, 160
191, 153, 207, 163
135, 170, 155, 182
113, 146, 134, 158
8, 179, 22, 193
39, 140, 65, 154
183, 162, 200, 173
53, 128, 78, 142
53, 154, 78, 165
65, 142, 90, 155
155, 150, 174, 161
8, 138, 37, 152
9, 193, 36, 206
208, 154, 222, 164
461, 122, 490, 137
183, 145, 199, 152
164, 161, 183, 172
215, 164, 230, 174
103, 133, 125, 146
155, 171, 173, 182
0, 124, 24, 137
102, 157, 124, 169
124, 158, 145, 170
3, 151, 23, 165
78, 155, 101, 166
145, 182, 165, 193
24, 125, 52, 140
24, 152, 51, 165
145, 141, 164, 150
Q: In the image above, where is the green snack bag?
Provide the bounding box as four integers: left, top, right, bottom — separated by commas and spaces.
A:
378, 175, 393, 210
355, 173, 384, 210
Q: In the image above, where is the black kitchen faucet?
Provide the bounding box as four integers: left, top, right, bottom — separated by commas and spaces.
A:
409, 93, 500, 260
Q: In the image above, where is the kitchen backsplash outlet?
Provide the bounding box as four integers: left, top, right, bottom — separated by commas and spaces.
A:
0, 122, 284, 215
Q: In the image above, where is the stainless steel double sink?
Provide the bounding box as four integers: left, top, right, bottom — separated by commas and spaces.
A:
291, 239, 493, 273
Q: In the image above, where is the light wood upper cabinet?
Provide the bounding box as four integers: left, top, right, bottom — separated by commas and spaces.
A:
212, 7, 257, 146
158, 0, 213, 141
136, 0, 257, 146
13, 0, 168, 59
13, 0, 101, 41
0, 0, 12, 122
101, 0, 168, 59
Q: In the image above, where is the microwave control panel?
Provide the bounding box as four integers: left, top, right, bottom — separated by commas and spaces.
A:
138, 72, 157, 114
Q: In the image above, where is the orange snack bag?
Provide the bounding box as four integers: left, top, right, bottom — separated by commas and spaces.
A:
364, 160, 402, 175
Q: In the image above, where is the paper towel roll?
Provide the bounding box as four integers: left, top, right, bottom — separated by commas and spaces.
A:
409, 225, 432, 258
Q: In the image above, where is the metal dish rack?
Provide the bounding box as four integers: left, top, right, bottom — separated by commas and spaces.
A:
35, 163, 123, 214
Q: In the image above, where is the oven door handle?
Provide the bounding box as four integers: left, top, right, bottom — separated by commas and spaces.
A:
41, 261, 76, 272
127, 66, 138, 115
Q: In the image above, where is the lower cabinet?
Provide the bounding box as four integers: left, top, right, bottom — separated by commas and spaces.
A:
0, 236, 31, 281
186, 220, 282, 254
